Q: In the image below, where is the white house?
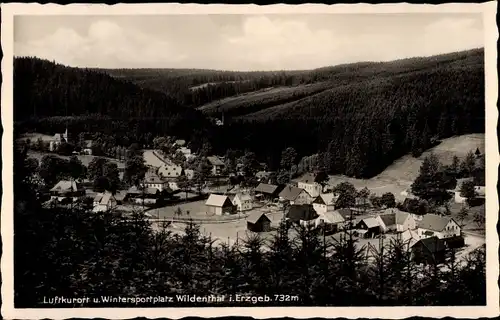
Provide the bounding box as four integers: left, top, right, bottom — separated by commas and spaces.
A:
184, 169, 195, 180
49, 128, 68, 151
50, 180, 85, 202
205, 194, 236, 215
377, 208, 417, 233
141, 172, 169, 192
312, 193, 338, 214
93, 192, 117, 212
158, 163, 183, 179
315, 210, 346, 231
233, 193, 253, 212
297, 173, 323, 198
278, 185, 312, 205
417, 214, 461, 239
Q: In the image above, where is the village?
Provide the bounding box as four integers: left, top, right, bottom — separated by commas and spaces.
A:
21, 128, 486, 266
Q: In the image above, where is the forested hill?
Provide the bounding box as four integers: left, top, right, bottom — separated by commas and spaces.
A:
14, 57, 211, 143
14, 49, 485, 178
97, 48, 484, 115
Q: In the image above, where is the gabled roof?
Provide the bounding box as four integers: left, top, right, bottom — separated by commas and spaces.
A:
247, 211, 271, 224
380, 209, 412, 226
205, 194, 232, 207
207, 156, 224, 166
361, 217, 381, 229
418, 214, 455, 232
94, 192, 116, 205
50, 180, 83, 192
401, 229, 420, 247
114, 190, 127, 201
413, 236, 446, 253
314, 193, 338, 205
379, 214, 396, 227
279, 185, 306, 201
144, 173, 166, 184
286, 204, 319, 222
320, 211, 345, 224
255, 183, 279, 195
234, 193, 252, 202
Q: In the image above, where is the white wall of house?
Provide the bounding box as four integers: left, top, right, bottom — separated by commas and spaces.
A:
418, 220, 460, 239
292, 190, 312, 205
298, 182, 322, 198
312, 202, 335, 215
454, 191, 467, 204
234, 197, 253, 211
396, 216, 417, 232
207, 205, 223, 215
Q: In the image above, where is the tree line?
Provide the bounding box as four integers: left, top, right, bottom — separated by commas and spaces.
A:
14, 145, 486, 308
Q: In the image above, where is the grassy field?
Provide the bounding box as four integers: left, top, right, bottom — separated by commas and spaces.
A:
197, 82, 330, 116
326, 134, 485, 201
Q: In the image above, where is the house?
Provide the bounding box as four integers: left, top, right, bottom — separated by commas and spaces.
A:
49, 128, 69, 151
233, 193, 253, 212
50, 180, 85, 202
82, 140, 93, 155
141, 172, 169, 192
178, 147, 195, 160
93, 192, 117, 212
246, 212, 272, 233
312, 193, 339, 214
417, 214, 461, 239
128, 187, 161, 205
286, 204, 319, 228
205, 194, 236, 215
254, 183, 281, 201
355, 217, 382, 238
256, 171, 272, 183
400, 229, 420, 248
207, 156, 225, 176
296, 173, 323, 198
315, 210, 346, 233
279, 185, 312, 205
411, 236, 447, 265
158, 163, 183, 179
377, 208, 417, 233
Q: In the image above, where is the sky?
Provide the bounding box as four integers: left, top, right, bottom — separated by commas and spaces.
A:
14, 14, 484, 71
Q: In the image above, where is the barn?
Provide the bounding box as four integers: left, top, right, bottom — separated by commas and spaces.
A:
205, 194, 236, 216
246, 211, 272, 233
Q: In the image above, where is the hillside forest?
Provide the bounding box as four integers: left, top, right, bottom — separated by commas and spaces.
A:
14, 48, 484, 178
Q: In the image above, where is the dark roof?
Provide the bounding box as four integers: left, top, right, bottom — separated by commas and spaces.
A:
443, 235, 465, 249
379, 214, 396, 227
337, 208, 354, 220
286, 204, 319, 222
279, 185, 305, 201
255, 183, 279, 195
414, 236, 446, 253
419, 214, 454, 232
247, 211, 271, 224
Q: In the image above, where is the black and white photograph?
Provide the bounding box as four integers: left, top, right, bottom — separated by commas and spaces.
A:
1, 2, 498, 319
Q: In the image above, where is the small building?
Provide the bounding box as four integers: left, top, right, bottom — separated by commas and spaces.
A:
158, 163, 183, 179
207, 156, 225, 176
184, 169, 195, 180
312, 193, 339, 214
254, 183, 281, 201
400, 229, 420, 249
296, 173, 323, 198
50, 180, 85, 202
233, 193, 253, 212
49, 128, 68, 151
417, 214, 461, 239
443, 235, 466, 249
279, 185, 312, 205
286, 204, 319, 228
411, 236, 447, 265
93, 191, 117, 213
378, 208, 417, 233
246, 211, 272, 233
355, 217, 382, 238
315, 210, 346, 233
126, 186, 161, 203
205, 194, 236, 216
141, 172, 169, 192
